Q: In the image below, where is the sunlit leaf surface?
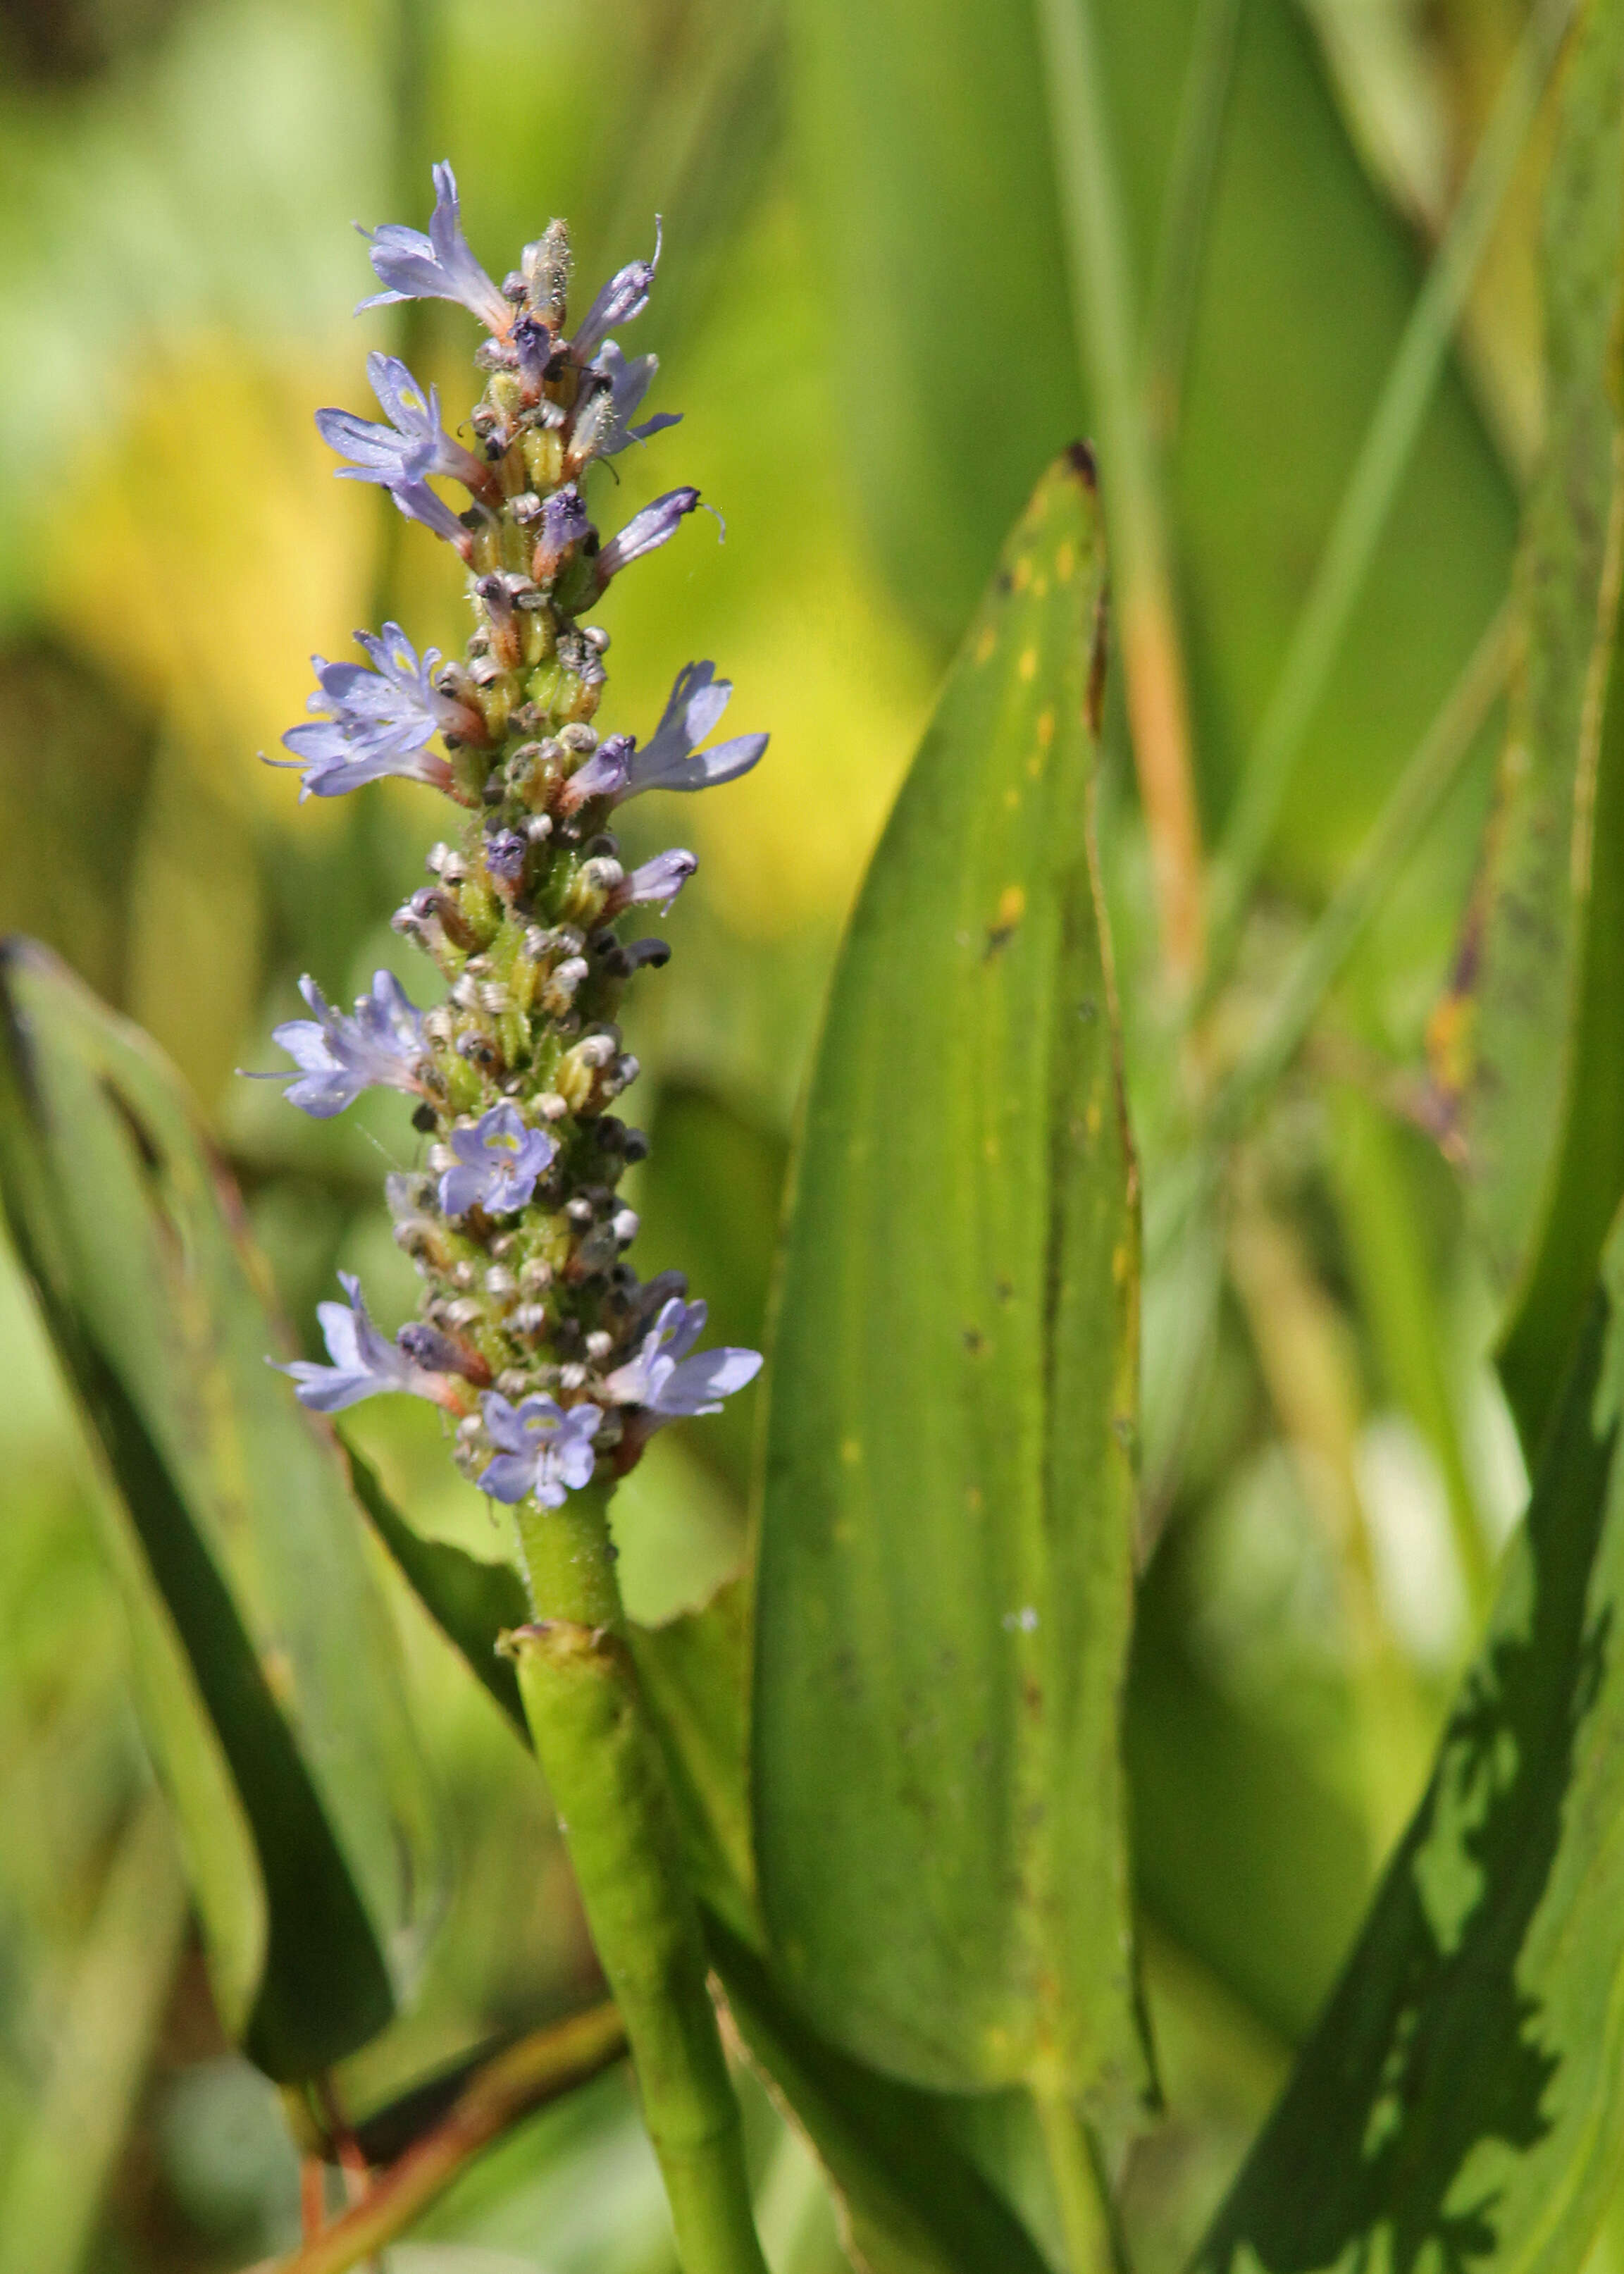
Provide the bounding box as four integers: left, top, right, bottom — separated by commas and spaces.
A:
753, 454, 1145, 2104
1461, 0, 1624, 1452
0, 941, 443, 2081
1196, 1215, 1624, 2273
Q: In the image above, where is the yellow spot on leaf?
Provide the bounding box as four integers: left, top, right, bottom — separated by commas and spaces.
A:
1033, 573, 1048, 599
1056, 540, 1076, 581
1004, 787, 1020, 810
1086, 1096, 1103, 1137
841, 1438, 862, 1466
966, 1485, 984, 1514
1018, 647, 1038, 681
984, 1135, 1000, 1163
1036, 709, 1055, 747
997, 885, 1027, 928
974, 624, 997, 665
1012, 556, 1032, 592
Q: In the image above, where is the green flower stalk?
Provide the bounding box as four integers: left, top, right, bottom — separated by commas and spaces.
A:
257, 162, 771, 2274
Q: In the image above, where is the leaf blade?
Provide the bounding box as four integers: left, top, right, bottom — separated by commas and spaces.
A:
0, 941, 443, 2080
1194, 1213, 1624, 2273
752, 454, 1145, 2101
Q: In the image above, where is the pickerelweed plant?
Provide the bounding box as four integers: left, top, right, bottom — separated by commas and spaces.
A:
261, 163, 773, 2274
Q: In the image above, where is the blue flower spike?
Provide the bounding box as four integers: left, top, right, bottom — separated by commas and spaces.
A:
259, 162, 767, 1518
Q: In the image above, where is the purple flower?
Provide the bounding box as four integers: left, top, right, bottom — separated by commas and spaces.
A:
274, 1273, 456, 1413
266, 970, 428, 1118
557, 732, 633, 812
603, 1297, 761, 1426
574, 342, 682, 461
605, 848, 698, 917
478, 1393, 602, 1506
390, 478, 476, 556
316, 352, 488, 494
277, 623, 459, 799
595, 488, 700, 589
621, 662, 767, 798
358, 160, 512, 334
569, 222, 662, 364
439, 1103, 556, 1218
533, 482, 592, 582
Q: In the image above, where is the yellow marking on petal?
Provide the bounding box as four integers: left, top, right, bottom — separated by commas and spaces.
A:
1018, 646, 1039, 681
1056, 540, 1076, 581
974, 623, 997, 665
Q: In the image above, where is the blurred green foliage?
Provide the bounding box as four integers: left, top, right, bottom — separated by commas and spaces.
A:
4, 0, 1624, 2268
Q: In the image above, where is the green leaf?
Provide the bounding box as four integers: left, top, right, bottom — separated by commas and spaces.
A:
709, 1916, 1052, 2274
752, 453, 1146, 2104
1194, 1211, 1624, 2274
626, 1578, 757, 1946
340, 1433, 531, 1744
1434, 0, 1624, 1438
0, 941, 443, 2082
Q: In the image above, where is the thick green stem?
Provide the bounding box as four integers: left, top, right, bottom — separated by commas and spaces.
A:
1032, 2084, 1122, 2274
509, 1478, 768, 2274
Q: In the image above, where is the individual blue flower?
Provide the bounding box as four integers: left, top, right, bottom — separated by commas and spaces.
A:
358, 160, 513, 335
316, 352, 488, 494
265, 970, 429, 1118
277, 623, 461, 799
569, 222, 662, 364
533, 482, 592, 582
478, 1393, 602, 1506
595, 488, 700, 589
574, 342, 682, 460
603, 1297, 761, 1426
557, 732, 633, 812
390, 477, 476, 557
624, 662, 767, 796
605, 848, 698, 917
275, 1273, 458, 1413
439, 1104, 557, 1219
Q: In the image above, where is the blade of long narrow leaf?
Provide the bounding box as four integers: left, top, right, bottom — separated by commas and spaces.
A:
1196, 1209, 1624, 2273
1432, 0, 1624, 1419
0, 941, 442, 2082
353, 1490, 1060, 2274
753, 453, 1145, 2106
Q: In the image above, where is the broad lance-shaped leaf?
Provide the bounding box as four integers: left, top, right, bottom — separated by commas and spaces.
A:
1196, 1209, 1624, 2274
0, 941, 444, 2082
1432, 0, 1624, 1421
752, 452, 1146, 2105
347, 1448, 1053, 2274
